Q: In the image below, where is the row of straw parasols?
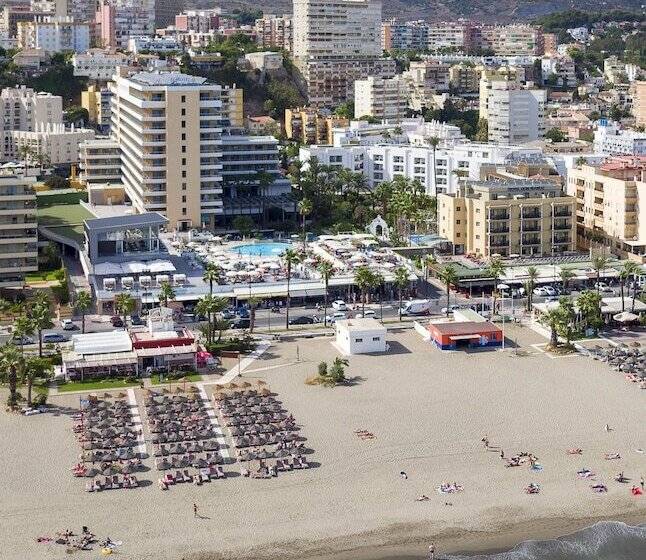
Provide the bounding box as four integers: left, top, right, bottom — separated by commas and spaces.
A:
212, 380, 270, 400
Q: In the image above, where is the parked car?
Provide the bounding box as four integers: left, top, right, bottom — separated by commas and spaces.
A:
325, 311, 347, 323
61, 319, 78, 331
595, 283, 615, 294
43, 333, 69, 343
110, 316, 124, 327
221, 309, 235, 320
289, 315, 316, 325
130, 314, 145, 326
355, 309, 377, 319
230, 318, 251, 329
440, 304, 462, 314
533, 287, 550, 297
237, 308, 250, 319
12, 335, 34, 345
331, 300, 347, 311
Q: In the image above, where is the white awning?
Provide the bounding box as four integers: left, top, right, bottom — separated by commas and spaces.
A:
148, 260, 176, 273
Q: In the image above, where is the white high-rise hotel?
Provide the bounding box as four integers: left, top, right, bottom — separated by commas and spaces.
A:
292, 0, 396, 106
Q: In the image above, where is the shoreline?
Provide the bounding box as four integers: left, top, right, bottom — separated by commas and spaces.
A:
190, 511, 646, 560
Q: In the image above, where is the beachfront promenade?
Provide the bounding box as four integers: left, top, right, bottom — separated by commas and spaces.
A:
1, 326, 644, 559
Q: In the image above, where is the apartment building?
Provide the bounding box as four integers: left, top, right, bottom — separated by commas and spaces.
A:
155, 0, 186, 27
17, 15, 90, 53
127, 35, 183, 54
426, 22, 474, 52
566, 157, 646, 260
403, 59, 451, 111
255, 14, 292, 53
480, 69, 546, 144
4, 122, 94, 164
301, 141, 538, 195
174, 9, 220, 33
541, 55, 576, 88
78, 138, 122, 185
284, 107, 349, 145
72, 49, 131, 80
292, 0, 392, 106
634, 81, 646, 128
594, 122, 646, 156
438, 179, 575, 257
81, 85, 112, 131
448, 63, 480, 93
354, 76, 408, 122
479, 25, 543, 56
0, 174, 38, 286
95, 0, 155, 49
0, 86, 62, 131
381, 19, 429, 51
0, 7, 49, 36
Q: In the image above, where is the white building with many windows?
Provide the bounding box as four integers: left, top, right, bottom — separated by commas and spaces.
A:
0, 86, 63, 132
17, 16, 90, 53
594, 122, 646, 156
72, 49, 132, 80
3, 123, 94, 164
354, 75, 408, 122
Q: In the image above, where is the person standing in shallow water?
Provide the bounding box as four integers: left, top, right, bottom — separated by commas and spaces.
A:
428, 543, 435, 560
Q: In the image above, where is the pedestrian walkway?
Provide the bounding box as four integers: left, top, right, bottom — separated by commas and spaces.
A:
195, 383, 230, 459
201, 341, 271, 386
127, 388, 147, 456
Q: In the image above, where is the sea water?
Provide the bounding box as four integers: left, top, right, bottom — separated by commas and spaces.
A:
446, 521, 646, 560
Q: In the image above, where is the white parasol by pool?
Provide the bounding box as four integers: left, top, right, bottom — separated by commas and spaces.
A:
613, 311, 639, 323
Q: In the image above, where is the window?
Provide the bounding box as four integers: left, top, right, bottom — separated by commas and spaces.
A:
182, 195, 186, 202
181, 133, 186, 141
393, 165, 404, 172
456, 220, 461, 224
372, 337, 380, 341
181, 145, 186, 153
181, 158, 186, 166
456, 206, 461, 211
181, 108, 186, 116
414, 166, 425, 174
181, 95, 186, 103
181, 183, 186, 191
476, 235, 480, 239
182, 207, 187, 215
355, 338, 363, 343
182, 170, 186, 178
181, 120, 186, 128
414, 157, 425, 164
393, 156, 403, 163
456, 232, 461, 238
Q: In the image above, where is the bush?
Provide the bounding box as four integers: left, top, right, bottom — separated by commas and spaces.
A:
32, 393, 47, 406
317, 361, 328, 377
206, 336, 256, 355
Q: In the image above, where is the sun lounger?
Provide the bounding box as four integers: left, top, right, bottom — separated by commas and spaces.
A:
199, 468, 210, 482
163, 472, 175, 485
183, 469, 193, 483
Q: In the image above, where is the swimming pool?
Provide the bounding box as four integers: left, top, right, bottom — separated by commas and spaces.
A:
230, 242, 290, 257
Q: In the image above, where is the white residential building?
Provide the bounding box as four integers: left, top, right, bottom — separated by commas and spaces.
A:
127, 35, 183, 54
481, 77, 546, 144
403, 60, 451, 111
72, 49, 132, 80
78, 138, 122, 185
0, 86, 63, 132
244, 51, 283, 71
594, 122, 646, 156
3, 123, 94, 164
17, 16, 90, 53
300, 141, 539, 195
354, 76, 408, 122
541, 56, 576, 88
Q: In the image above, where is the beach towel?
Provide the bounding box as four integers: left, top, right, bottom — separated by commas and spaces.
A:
632, 487, 643, 496
530, 463, 543, 472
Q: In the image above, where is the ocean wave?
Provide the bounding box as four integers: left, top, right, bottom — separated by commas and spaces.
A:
446, 521, 646, 560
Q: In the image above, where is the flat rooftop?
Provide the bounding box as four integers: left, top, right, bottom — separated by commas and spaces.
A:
130, 71, 208, 86
428, 321, 502, 336
85, 212, 168, 231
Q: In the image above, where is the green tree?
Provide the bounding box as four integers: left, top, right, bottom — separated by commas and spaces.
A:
13, 314, 34, 355
248, 296, 262, 333
22, 356, 51, 407
202, 264, 223, 295
525, 266, 538, 311
555, 297, 577, 346
297, 197, 313, 244
31, 301, 53, 358
158, 281, 176, 307
559, 269, 575, 294
115, 292, 135, 326
328, 357, 349, 384
393, 266, 410, 321
64, 105, 89, 125
438, 265, 458, 317
74, 290, 92, 333
618, 261, 640, 312
232, 215, 254, 238
475, 118, 489, 142
318, 261, 335, 327
591, 255, 609, 294
486, 257, 505, 315
545, 127, 567, 143
0, 343, 23, 407
540, 307, 562, 348
577, 290, 603, 334
283, 248, 301, 329
354, 266, 375, 316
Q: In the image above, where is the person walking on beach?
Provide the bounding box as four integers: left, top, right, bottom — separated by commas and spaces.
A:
640, 476, 644, 491
604, 423, 610, 432
500, 449, 505, 459
428, 543, 436, 560
481, 436, 489, 449
193, 503, 198, 518
400, 471, 408, 479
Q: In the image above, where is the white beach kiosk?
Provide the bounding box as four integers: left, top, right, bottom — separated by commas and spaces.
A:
335, 318, 387, 355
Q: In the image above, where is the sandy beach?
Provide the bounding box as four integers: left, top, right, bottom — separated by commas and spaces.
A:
1, 325, 645, 560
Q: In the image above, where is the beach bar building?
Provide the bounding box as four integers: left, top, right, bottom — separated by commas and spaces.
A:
335, 318, 387, 355
427, 320, 503, 350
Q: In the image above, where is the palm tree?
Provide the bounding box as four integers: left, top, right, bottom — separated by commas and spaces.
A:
202, 264, 222, 295
577, 290, 603, 335
486, 257, 505, 315
318, 261, 335, 326
0, 343, 23, 408
74, 290, 92, 333
370, 272, 385, 318
297, 198, 313, 245
618, 261, 639, 312
540, 308, 562, 348
13, 315, 34, 355
438, 265, 458, 317
393, 266, 410, 321
283, 248, 301, 329
525, 266, 538, 311
32, 303, 53, 358
196, 295, 215, 344
630, 264, 642, 312
22, 356, 50, 407
591, 255, 609, 294
115, 292, 135, 327
559, 269, 575, 294
158, 281, 176, 307
248, 296, 262, 333
354, 266, 375, 316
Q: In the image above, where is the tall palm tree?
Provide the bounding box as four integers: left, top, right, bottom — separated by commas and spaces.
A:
592, 255, 609, 294
22, 356, 50, 407
370, 272, 385, 318
13, 315, 34, 356
32, 303, 53, 358
630, 264, 643, 312
283, 248, 301, 329
158, 281, 176, 307
393, 266, 410, 321
559, 269, 575, 294
202, 264, 222, 295
486, 257, 505, 315
74, 290, 92, 333
318, 261, 335, 326
438, 265, 458, 317
525, 266, 538, 311
424, 254, 437, 285
619, 261, 639, 312
115, 292, 135, 327
354, 266, 375, 316
0, 343, 23, 408
297, 198, 313, 245
248, 296, 262, 333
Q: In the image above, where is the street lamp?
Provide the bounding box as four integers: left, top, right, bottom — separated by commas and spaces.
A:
498, 283, 509, 350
